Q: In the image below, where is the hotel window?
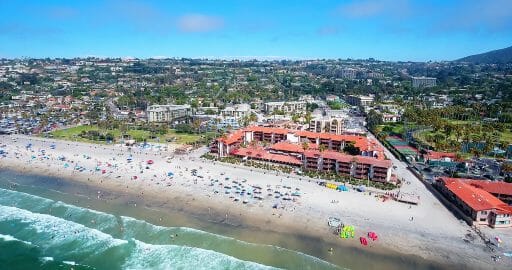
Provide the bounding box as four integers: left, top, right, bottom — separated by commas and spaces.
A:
479, 218, 486, 222
481, 211, 487, 214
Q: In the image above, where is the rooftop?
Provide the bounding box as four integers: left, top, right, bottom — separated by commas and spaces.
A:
464, 179, 512, 196
438, 177, 511, 212
232, 146, 303, 165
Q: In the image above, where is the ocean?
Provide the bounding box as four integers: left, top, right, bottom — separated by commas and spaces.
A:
0, 170, 343, 270
0, 169, 449, 270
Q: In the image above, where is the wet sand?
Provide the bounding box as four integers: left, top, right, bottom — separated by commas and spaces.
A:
1, 168, 452, 270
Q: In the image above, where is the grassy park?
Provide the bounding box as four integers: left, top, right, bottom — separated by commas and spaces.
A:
48, 125, 214, 145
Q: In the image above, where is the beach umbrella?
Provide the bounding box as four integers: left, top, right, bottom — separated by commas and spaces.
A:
167, 172, 174, 176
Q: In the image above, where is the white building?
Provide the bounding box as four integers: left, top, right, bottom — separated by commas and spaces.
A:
264, 101, 306, 114
147, 104, 191, 123
412, 76, 436, 88
382, 114, 402, 123
221, 103, 251, 119
309, 117, 347, 134
346, 95, 374, 107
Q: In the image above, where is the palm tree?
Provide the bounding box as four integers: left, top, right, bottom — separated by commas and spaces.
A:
302, 142, 309, 151
319, 144, 327, 152
304, 111, 312, 126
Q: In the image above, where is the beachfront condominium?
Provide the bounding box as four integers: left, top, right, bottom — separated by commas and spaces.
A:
209, 126, 392, 183
435, 177, 512, 228
411, 76, 437, 88
264, 101, 306, 114
147, 104, 191, 123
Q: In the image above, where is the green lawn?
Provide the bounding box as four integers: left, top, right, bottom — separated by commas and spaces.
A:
161, 130, 216, 144
48, 125, 214, 145
376, 123, 405, 135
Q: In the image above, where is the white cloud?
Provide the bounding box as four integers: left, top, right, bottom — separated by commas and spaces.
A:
177, 14, 224, 33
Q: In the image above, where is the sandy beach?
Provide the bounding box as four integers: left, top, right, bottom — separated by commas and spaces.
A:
0, 134, 510, 269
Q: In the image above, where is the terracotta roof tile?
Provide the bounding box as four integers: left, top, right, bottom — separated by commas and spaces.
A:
439, 177, 511, 212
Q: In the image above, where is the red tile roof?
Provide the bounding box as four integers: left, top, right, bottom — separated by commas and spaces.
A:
438, 177, 511, 212
271, 141, 306, 153
219, 129, 246, 145
246, 126, 289, 134
464, 179, 512, 196
427, 151, 457, 160
223, 126, 384, 153
232, 146, 302, 165
304, 150, 392, 168
294, 130, 384, 152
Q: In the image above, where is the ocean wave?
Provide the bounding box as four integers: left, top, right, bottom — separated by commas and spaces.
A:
123, 239, 279, 270
52, 200, 119, 231
0, 205, 127, 257
0, 233, 33, 246
40, 256, 54, 262
0, 187, 54, 211
120, 216, 342, 270
0, 188, 119, 233
0, 189, 340, 269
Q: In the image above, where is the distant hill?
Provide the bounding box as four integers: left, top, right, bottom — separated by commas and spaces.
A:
456, 46, 512, 64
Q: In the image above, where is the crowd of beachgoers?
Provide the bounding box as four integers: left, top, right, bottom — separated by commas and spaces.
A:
1, 134, 511, 269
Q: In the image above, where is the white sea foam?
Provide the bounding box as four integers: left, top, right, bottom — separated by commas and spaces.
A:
120, 216, 342, 270
40, 256, 54, 262
0, 233, 33, 246
0, 205, 127, 255
123, 239, 279, 270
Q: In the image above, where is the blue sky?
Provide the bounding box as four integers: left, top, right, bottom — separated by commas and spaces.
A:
1, 0, 511, 61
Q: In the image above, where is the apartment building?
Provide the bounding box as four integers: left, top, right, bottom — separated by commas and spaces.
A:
264, 101, 306, 114
435, 177, 512, 228
147, 104, 191, 123
412, 76, 437, 88
308, 117, 346, 134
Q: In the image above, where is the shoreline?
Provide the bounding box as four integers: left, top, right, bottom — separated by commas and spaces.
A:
0, 166, 450, 270
0, 135, 507, 269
